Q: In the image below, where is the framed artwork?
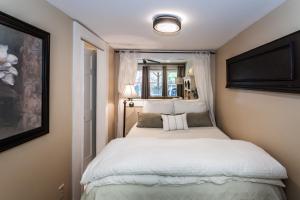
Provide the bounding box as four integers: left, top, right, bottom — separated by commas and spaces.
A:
0, 11, 50, 152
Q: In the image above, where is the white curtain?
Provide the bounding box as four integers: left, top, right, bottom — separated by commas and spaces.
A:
117, 51, 138, 137
192, 53, 216, 126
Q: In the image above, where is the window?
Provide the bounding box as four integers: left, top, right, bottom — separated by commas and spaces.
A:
134, 69, 142, 97
167, 68, 177, 97
134, 64, 185, 99
149, 67, 163, 97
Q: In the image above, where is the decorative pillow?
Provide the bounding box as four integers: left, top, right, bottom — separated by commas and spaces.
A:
143, 100, 174, 114
136, 112, 163, 128
174, 100, 207, 114
161, 113, 188, 131
187, 111, 213, 127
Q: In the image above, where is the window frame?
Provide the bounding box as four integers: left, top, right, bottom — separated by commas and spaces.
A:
134, 63, 186, 99
148, 66, 164, 98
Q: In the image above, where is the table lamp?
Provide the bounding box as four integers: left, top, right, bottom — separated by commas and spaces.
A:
122, 84, 137, 107
122, 84, 137, 137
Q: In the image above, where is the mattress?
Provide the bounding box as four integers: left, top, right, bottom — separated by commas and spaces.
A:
127, 124, 230, 140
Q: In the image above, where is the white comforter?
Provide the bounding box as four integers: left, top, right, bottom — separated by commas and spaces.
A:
81, 138, 287, 191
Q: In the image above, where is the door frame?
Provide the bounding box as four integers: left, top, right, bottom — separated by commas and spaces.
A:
72, 21, 109, 200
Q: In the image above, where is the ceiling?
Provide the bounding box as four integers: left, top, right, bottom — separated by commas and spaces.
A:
47, 0, 285, 50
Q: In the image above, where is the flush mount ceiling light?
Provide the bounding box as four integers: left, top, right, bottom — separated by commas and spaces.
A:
153, 15, 181, 33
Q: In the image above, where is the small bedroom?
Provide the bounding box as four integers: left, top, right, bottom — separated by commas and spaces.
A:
0, 0, 299, 200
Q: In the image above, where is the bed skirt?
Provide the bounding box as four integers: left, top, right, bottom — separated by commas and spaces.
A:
81, 181, 286, 200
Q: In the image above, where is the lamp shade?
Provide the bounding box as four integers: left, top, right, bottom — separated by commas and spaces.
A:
188, 68, 193, 76
175, 77, 184, 85
122, 84, 137, 98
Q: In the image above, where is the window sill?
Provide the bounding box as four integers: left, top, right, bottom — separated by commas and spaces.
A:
130, 97, 183, 107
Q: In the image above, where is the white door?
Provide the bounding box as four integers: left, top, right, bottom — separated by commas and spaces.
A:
83, 45, 97, 170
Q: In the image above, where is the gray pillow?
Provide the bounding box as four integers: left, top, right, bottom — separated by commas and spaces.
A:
187, 112, 213, 127
136, 112, 163, 128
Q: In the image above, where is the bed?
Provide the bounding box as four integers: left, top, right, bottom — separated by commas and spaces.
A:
81, 100, 287, 200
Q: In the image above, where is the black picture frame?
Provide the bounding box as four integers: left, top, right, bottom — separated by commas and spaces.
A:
226, 30, 300, 93
0, 11, 50, 152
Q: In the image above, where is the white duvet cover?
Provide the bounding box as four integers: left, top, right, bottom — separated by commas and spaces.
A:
81, 138, 287, 192
127, 126, 230, 139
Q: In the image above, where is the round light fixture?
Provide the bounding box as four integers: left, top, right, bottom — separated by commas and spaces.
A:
153, 15, 181, 33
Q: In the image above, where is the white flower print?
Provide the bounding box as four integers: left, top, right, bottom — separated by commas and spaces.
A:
0, 44, 18, 86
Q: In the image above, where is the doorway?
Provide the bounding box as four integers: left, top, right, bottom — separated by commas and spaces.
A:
83, 42, 97, 170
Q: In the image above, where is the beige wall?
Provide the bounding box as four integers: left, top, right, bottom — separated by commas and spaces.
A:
108, 47, 116, 141
114, 52, 120, 137
125, 107, 142, 136
216, 0, 300, 199
0, 0, 73, 200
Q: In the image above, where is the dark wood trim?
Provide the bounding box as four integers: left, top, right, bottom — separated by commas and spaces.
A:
147, 96, 179, 99
0, 11, 50, 152
141, 66, 149, 99
123, 100, 127, 137
115, 49, 215, 54
162, 66, 167, 96
138, 62, 186, 66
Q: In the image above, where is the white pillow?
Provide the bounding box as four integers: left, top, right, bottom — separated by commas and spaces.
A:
143, 100, 174, 114
174, 100, 207, 114
161, 113, 188, 131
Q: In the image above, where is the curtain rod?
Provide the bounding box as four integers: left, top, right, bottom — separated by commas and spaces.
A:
114, 49, 216, 54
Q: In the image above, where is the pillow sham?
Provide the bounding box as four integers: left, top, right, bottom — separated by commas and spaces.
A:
143, 100, 174, 114
136, 112, 163, 128
174, 100, 207, 114
161, 113, 188, 131
186, 111, 213, 127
